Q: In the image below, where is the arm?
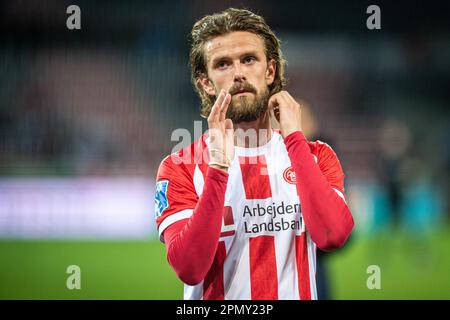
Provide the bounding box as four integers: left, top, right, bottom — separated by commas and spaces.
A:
268, 91, 354, 251
284, 131, 354, 251
158, 89, 234, 285
163, 167, 228, 285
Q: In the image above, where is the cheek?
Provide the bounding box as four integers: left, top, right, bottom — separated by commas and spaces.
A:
214, 75, 235, 91
251, 65, 269, 84
255, 72, 270, 92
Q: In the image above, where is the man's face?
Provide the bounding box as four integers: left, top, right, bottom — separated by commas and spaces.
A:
200, 31, 276, 123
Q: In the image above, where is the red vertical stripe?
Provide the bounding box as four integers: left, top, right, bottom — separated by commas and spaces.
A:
249, 236, 278, 299
295, 233, 311, 300
223, 206, 234, 226
239, 155, 272, 199
203, 241, 226, 300
220, 206, 235, 237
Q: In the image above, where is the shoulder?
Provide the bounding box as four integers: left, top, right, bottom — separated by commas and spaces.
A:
156, 132, 209, 180
307, 139, 345, 176
309, 139, 346, 191
279, 130, 338, 163
307, 140, 338, 162
278, 130, 340, 165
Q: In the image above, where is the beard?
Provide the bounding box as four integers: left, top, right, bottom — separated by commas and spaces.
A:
224, 83, 270, 123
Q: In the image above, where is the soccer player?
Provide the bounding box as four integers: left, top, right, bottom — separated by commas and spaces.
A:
154, 8, 354, 300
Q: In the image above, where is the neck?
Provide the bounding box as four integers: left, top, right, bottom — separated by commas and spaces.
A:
233, 110, 273, 148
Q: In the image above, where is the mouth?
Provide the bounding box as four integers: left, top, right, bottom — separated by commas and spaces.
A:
234, 92, 252, 97
232, 88, 254, 96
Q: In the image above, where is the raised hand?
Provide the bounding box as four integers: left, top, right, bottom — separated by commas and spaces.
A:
268, 91, 302, 138
207, 89, 234, 172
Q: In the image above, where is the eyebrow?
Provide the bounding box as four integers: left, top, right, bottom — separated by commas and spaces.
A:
210, 51, 260, 66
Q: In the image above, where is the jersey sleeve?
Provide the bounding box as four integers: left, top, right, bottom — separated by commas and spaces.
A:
314, 141, 346, 200
154, 154, 198, 242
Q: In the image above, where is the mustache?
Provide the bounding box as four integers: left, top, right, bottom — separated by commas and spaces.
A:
228, 82, 257, 95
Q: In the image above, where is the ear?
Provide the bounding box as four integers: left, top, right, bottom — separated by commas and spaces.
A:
198, 75, 216, 97
265, 59, 276, 86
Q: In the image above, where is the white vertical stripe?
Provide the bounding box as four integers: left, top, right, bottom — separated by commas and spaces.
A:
265, 143, 280, 199
267, 144, 297, 299
184, 282, 204, 300
193, 165, 204, 197
224, 237, 251, 299
275, 234, 298, 299
307, 233, 318, 300
226, 158, 251, 299
221, 237, 232, 299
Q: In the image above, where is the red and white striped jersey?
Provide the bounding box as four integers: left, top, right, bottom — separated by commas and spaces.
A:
155, 130, 346, 300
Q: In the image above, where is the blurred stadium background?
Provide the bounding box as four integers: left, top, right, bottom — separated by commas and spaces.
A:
0, 0, 449, 299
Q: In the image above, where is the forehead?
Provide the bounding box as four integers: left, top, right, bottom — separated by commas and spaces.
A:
204, 31, 265, 62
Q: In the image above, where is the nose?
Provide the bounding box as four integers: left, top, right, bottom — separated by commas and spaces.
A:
233, 62, 246, 82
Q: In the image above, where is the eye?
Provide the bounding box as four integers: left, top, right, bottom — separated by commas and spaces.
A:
216, 60, 229, 70
243, 56, 256, 64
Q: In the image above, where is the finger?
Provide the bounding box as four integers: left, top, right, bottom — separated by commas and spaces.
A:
277, 93, 291, 108
224, 119, 234, 144
274, 106, 281, 122
208, 90, 225, 123
283, 92, 300, 109
274, 94, 294, 122
268, 95, 281, 122
215, 89, 226, 107
220, 93, 231, 121
278, 91, 300, 111
277, 93, 295, 114
268, 94, 279, 110
224, 118, 233, 131
268, 105, 278, 122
